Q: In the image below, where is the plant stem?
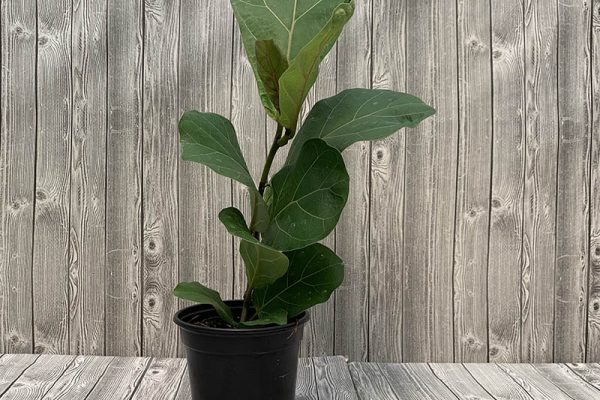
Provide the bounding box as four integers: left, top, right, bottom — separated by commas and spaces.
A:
258, 123, 284, 195
240, 287, 252, 323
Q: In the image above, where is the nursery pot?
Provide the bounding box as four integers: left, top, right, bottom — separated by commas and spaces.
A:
174, 300, 309, 400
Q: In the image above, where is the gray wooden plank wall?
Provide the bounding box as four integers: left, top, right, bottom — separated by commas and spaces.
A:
0, 0, 597, 362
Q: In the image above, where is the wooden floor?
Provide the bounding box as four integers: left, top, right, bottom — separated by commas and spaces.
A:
0, 355, 599, 399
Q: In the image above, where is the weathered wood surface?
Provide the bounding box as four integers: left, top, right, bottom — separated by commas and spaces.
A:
0, 0, 597, 363
0, 355, 599, 399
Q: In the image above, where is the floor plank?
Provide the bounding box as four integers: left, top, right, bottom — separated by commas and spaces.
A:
566, 363, 600, 391
379, 363, 459, 399
314, 357, 358, 400
0, 354, 39, 395
531, 363, 600, 400
296, 358, 318, 400
349, 362, 399, 400
429, 363, 496, 399
0, 355, 74, 399
129, 358, 187, 400
464, 364, 534, 400
496, 363, 570, 399
84, 357, 150, 400
43, 356, 112, 399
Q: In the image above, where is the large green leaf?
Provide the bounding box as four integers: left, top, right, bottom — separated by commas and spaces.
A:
179, 111, 269, 232
255, 40, 288, 111
218, 207, 257, 243
253, 243, 344, 319
286, 89, 437, 164
230, 0, 353, 123
240, 309, 288, 327
173, 282, 237, 327
240, 240, 289, 289
278, 2, 354, 129
262, 139, 349, 251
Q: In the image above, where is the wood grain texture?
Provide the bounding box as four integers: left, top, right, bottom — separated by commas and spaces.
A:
42, 355, 112, 399
142, 0, 180, 357
69, 0, 108, 356
554, 0, 592, 363
587, 0, 600, 362
33, 0, 73, 355
178, 0, 234, 326
84, 356, 150, 400
348, 362, 399, 400
368, 0, 406, 363
0, 0, 36, 353
454, 0, 493, 363
334, 0, 372, 362
0, 354, 74, 399
296, 358, 318, 400
173, 369, 191, 400
567, 363, 600, 391
106, 0, 144, 357
0, 354, 39, 394
379, 363, 459, 399
402, 0, 458, 363
532, 363, 600, 399
314, 357, 358, 400
488, 0, 526, 363
429, 363, 496, 399
496, 363, 571, 399
464, 363, 534, 400
130, 358, 187, 400
521, 0, 559, 363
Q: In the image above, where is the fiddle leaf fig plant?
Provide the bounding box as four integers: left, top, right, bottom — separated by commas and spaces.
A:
174, 0, 436, 327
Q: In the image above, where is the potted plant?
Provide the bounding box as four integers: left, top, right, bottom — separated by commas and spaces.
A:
173, 0, 435, 399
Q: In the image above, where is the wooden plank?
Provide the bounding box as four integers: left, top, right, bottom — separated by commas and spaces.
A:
378, 363, 459, 399
532, 363, 600, 399
1, 355, 75, 399
69, 0, 108, 356
463, 364, 534, 400
173, 369, 191, 400
313, 357, 358, 400
402, 0, 458, 362
142, 0, 181, 357
84, 356, 150, 400
496, 363, 571, 399
368, 0, 406, 363
587, 0, 600, 363
453, 0, 493, 363
0, 0, 36, 353
554, 0, 592, 362
348, 362, 399, 400
105, 0, 144, 357
230, 10, 267, 301
521, 0, 559, 363
429, 364, 496, 399
33, 0, 73, 355
567, 363, 600, 390
178, 0, 234, 339
0, 354, 39, 394
42, 356, 112, 399
130, 358, 187, 400
296, 358, 318, 400
334, 0, 372, 362
488, 0, 526, 363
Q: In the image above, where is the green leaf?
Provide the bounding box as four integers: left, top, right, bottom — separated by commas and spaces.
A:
230, 0, 353, 122
218, 207, 257, 243
173, 282, 237, 327
255, 40, 288, 111
253, 243, 344, 318
278, 2, 354, 129
262, 139, 349, 251
286, 89, 437, 165
240, 240, 289, 289
240, 309, 288, 327
179, 111, 269, 233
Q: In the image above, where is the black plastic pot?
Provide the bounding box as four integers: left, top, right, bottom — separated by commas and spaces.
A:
174, 300, 309, 400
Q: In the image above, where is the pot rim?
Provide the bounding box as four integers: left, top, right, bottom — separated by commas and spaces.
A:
173, 301, 310, 336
